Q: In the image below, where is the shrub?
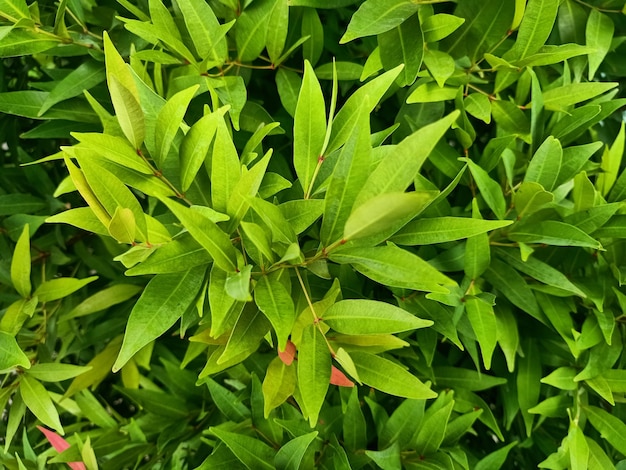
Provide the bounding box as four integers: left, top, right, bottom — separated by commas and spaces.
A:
2, 0, 626, 468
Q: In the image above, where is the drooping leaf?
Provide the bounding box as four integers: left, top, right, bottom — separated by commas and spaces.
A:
351, 352, 437, 399
20, 375, 63, 434
113, 266, 205, 371
297, 325, 331, 426
322, 299, 432, 335
329, 244, 455, 293
210, 427, 275, 470
391, 217, 512, 245
255, 272, 296, 350
340, 0, 420, 44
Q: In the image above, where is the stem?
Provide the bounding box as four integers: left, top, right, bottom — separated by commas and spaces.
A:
295, 268, 336, 356
573, 0, 622, 13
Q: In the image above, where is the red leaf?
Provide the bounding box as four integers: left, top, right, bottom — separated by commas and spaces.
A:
37, 426, 87, 470
278, 340, 296, 366
330, 366, 355, 387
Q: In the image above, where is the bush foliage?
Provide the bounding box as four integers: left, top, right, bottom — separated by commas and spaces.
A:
2, 0, 626, 468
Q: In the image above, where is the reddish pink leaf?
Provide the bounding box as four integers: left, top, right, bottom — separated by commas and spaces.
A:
37, 426, 87, 470
330, 366, 355, 387
278, 340, 296, 366
68, 463, 87, 470
37, 426, 70, 452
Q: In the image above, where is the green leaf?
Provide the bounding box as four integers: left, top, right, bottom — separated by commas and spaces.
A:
380, 398, 425, 449
174, 0, 228, 64
225, 265, 252, 302
351, 352, 436, 399
65, 284, 142, 319
406, 83, 460, 104
466, 159, 506, 219
340, 0, 420, 44
0, 331, 30, 371
443, 0, 514, 62
466, 296, 497, 370
528, 395, 570, 418
297, 325, 331, 426
205, 378, 250, 422
160, 198, 238, 272
422, 13, 465, 43
10, 224, 31, 298
107, 73, 145, 148
475, 441, 517, 470
391, 217, 512, 245
79, 160, 148, 241
275, 68, 301, 117
0, 29, 60, 58
155, 85, 198, 167
541, 82, 618, 112
365, 442, 401, 470
584, 405, 626, 455
26, 363, 91, 382
541, 367, 577, 390
491, 99, 531, 139
0, 0, 29, 20
70, 133, 153, 174
180, 109, 220, 191
379, 14, 423, 87
35, 276, 97, 303
20, 374, 63, 434
506, 0, 559, 60
424, 50, 455, 88
517, 340, 541, 437
414, 400, 454, 455
329, 244, 455, 293
274, 432, 318, 470
513, 182, 554, 219
343, 387, 367, 450
525, 136, 562, 191
236, 0, 275, 62
513, 44, 593, 68
327, 65, 403, 154
465, 199, 491, 280
125, 233, 212, 276
210, 427, 275, 470
217, 306, 270, 365
210, 113, 242, 213
465, 93, 492, 124
113, 266, 205, 371
344, 191, 438, 243
263, 356, 296, 417
108, 207, 136, 244
434, 366, 507, 392
0, 194, 45, 216
358, 112, 458, 203
266, 0, 289, 64
279, 199, 324, 236
586, 9, 614, 80
484, 258, 542, 321
320, 99, 370, 245
0, 90, 97, 122
597, 122, 624, 197
508, 220, 602, 249
497, 249, 585, 297
38, 61, 105, 116
226, 149, 272, 232
255, 272, 296, 350
323, 299, 432, 335
294, 60, 326, 196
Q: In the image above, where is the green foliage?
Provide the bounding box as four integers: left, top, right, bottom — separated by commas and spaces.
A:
2, 0, 626, 468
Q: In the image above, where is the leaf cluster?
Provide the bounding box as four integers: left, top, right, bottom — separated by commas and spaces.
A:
2, 0, 626, 468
